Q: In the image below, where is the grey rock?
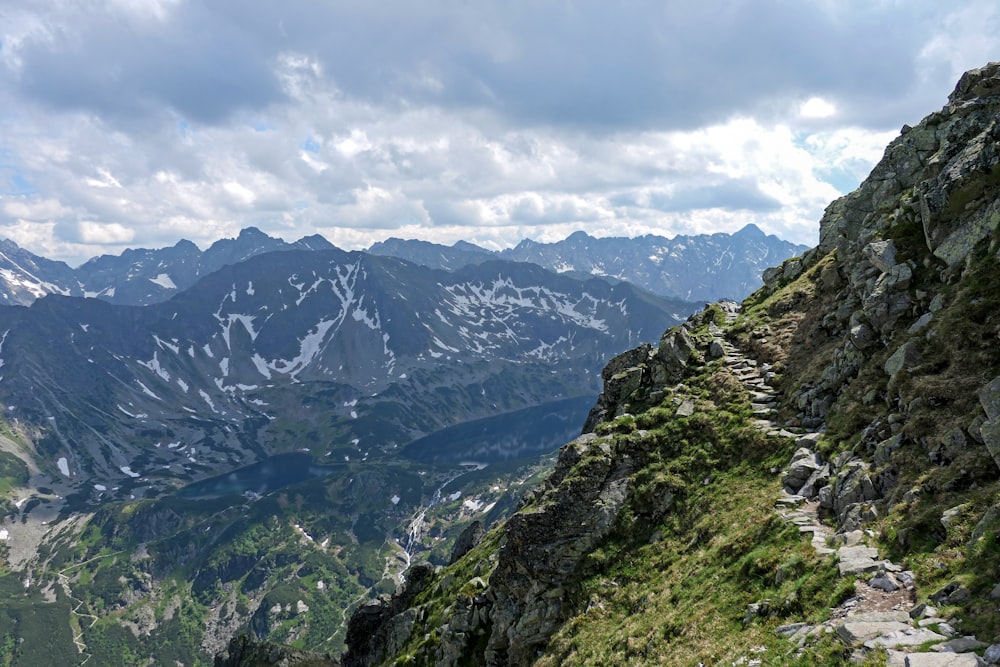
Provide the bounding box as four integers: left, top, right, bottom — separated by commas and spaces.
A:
655, 327, 696, 379
941, 504, 969, 530
865, 627, 948, 649
782, 448, 823, 493
930, 293, 946, 313
934, 636, 987, 653
450, 521, 486, 564
798, 464, 831, 499
836, 620, 911, 644
864, 239, 899, 273
775, 622, 809, 637
850, 323, 877, 349
979, 377, 1000, 422
885, 341, 923, 380
939, 622, 959, 636
833, 460, 879, 524
849, 611, 911, 623
985, 644, 1000, 663
905, 653, 982, 666
908, 312, 934, 334
870, 574, 901, 592
818, 485, 834, 510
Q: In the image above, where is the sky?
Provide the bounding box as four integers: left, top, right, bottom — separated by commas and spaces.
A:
0, 1, 997, 266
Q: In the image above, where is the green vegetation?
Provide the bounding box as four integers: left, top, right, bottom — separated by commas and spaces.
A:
0, 451, 29, 496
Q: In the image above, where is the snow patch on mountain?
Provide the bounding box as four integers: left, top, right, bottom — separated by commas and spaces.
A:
270, 319, 337, 378
138, 351, 171, 381
148, 273, 177, 289
135, 380, 160, 401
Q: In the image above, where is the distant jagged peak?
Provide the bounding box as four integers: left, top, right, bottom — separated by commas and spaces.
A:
450, 239, 490, 253
294, 233, 336, 250
732, 222, 766, 238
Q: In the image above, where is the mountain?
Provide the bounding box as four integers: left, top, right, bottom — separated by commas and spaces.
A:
367, 224, 809, 302
0, 249, 694, 493
0, 227, 335, 306
218, 62, 1000, 666
366, 237, 493, 272
0, 237, 78, 304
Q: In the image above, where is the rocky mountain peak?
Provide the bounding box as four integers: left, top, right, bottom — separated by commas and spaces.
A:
949, 61, 1000, 105
818, 60, 1000, 267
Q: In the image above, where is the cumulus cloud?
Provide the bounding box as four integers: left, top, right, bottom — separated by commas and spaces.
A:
0, 1, 996, 264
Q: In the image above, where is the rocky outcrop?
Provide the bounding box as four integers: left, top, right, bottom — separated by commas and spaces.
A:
818, 62, 1000, 270
214, 633, 338, 667
448, 520, 485, 565
484, 432, 641, 666
342, 563, 435, 667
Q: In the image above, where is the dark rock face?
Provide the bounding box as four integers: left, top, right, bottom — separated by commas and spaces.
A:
214, 633, 338, 667
484, 432, 638, 666
772, 61, 1000, 430
449, 520, 485, 565
342, 563, 435, 667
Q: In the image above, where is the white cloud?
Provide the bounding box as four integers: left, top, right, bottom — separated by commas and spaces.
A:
800, 97, 837, 119
78, 221, 135, 244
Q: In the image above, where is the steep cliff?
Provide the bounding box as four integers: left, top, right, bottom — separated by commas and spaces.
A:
227, 62, 1000, 667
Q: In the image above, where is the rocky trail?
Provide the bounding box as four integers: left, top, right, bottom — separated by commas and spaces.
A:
716, 303, 996, 666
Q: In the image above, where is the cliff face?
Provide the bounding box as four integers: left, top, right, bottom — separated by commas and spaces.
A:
310, 62, 1000, 667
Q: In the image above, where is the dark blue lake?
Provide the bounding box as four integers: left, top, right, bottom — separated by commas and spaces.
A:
177, 452, 341, 499
403, 395, 595, 464
178, 395, 595, 498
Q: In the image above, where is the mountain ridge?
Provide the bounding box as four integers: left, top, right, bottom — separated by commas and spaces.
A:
368, 223, 808, 302
0, 224, 805, 308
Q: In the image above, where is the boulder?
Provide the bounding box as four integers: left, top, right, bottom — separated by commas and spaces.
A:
864, 239, 899, 273
782, 448, 823, 493
885, 341, 923, 381
653, 328, 696, 383
832, 460, 878, 523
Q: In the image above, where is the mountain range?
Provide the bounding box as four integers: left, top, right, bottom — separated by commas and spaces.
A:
0, 227, 334, 307
369, 223, 808, 302
0, 224, 807, 308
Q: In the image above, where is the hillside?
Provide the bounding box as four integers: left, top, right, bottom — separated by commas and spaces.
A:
243, 61, 1000, 666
